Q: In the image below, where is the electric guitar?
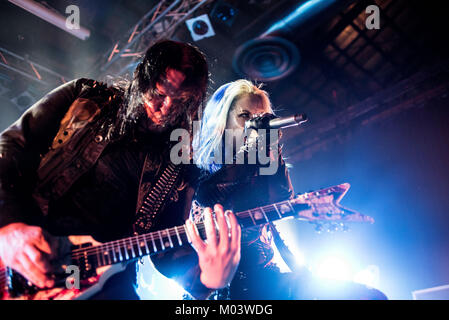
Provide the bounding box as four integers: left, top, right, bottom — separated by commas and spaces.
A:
0, 183, 373, 300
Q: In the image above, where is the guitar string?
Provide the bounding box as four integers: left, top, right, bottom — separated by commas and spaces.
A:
71, 201, 290, 257
69, 201, 300, 260
2, 194, 339, 280
70, 200, 306, 259
1, 207, 288, 281
0, 199, 316, 264
1, 197, 335, 275
70, 209, 280, 259
70, 223, 202, 259
0, 201, 302, 266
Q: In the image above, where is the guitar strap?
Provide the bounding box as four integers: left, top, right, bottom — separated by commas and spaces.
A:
133, 159, 182, 235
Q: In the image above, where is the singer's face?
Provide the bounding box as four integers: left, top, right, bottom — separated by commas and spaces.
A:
226, 94, 271, 131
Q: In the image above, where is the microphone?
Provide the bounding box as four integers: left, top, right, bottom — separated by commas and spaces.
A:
245, 113, 308, 130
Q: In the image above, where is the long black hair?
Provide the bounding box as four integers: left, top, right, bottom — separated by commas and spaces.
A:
109, 39, 208, 140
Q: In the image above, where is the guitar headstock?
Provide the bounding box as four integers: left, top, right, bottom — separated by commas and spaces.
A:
290, 183, 374, 228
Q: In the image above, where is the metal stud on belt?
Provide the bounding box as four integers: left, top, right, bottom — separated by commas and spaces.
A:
134, 162, 182, 234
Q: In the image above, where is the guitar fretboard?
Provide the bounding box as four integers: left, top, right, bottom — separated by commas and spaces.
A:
71, 199, 308, 268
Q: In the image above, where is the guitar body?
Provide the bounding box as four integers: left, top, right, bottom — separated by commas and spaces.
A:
1, 236, 128, 300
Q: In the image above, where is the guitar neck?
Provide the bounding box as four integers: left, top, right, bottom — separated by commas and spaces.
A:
71, 199, 308, 268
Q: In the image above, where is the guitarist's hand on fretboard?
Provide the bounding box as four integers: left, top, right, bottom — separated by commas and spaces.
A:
185, 203, 241, 289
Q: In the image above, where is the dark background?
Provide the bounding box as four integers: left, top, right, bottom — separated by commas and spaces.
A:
1, 0, 448, 299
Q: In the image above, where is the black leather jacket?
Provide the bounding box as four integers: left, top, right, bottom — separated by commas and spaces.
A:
0, 79, 122, 227
0, 78, 210, 299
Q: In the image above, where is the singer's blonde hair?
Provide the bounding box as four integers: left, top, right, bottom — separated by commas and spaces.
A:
193, 79, 273, 172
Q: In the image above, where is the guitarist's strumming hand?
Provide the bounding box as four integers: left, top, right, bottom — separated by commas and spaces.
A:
0, 223, 57, 289
185, 204, 241, 289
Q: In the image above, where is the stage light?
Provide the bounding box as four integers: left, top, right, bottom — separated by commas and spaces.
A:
8, 0, 90, 40
271, 241, 306, 273
353, 265, 380, 288
136, 257, 186, 300
293, 249, 306, 267
412, 284, 449, 300
210, 1, 238, 27
185, 14, 215, 42
271, 221, 306, 272
313, 256, 352, 281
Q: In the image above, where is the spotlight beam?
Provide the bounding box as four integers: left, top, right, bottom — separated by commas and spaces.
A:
8, 0, 90, 40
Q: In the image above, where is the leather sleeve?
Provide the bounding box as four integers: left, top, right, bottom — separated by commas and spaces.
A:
0, 79, 87, 228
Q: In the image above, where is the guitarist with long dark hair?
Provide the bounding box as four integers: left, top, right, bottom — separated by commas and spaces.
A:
0, 40, 241, 300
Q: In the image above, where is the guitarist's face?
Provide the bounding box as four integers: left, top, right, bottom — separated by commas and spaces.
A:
141, 68, 191, 131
